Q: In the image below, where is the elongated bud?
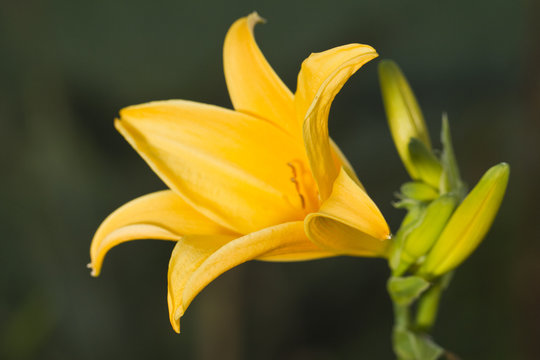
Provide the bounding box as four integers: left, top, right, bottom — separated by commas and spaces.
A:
401, 194, 457, 265
408, 138, 443, 189
419, 163, 510, 277
379, 60, 431, 179
400, 182, 439, 202
390, 204, 426, 271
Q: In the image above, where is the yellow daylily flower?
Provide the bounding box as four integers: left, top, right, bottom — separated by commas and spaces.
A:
89, 12, 390, 333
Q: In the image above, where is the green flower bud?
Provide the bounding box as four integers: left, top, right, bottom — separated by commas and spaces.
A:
390, 204, 426, 271
378, 60, 431, 179
408, 138, 443, 189
419, 163, 510, 277
400, 182, 439, 202
401, 194, 458, 265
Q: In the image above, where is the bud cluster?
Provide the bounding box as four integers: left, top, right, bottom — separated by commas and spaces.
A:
379, 59, 509, 359
379, 60, 509, 280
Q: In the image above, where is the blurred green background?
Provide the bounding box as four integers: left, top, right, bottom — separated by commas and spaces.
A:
1, 0, 538, 358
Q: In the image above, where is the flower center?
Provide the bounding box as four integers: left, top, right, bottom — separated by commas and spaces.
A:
287, 159, 320, 215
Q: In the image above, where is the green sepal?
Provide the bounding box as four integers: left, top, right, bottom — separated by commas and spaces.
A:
387, 276, 430, 307
408, 138, 443, 189
440, 114, 466, 197
393, 328, 444, 360
392, 198, 421, 210
400, 182, 439, 202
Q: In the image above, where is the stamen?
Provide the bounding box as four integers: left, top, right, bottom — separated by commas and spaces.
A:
287, 161, 306, 209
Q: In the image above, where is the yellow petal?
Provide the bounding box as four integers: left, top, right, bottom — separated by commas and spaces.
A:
89, 190, 233, 276
256, 236, 335, 262
167, 234, 235, 333
223, 13, 360, 190
256, 251, 334, 262
296, 44, 378, 200
168, 221, 329, 332
116, 100, 307, 234
223, 12, 298, 137
304, 168, 390, 256
330, 138, 364, 190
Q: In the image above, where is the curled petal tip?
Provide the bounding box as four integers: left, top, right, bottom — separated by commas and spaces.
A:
298, 45, 379, 200
88, 263, 99, 277
113, 117, 122, 130
171, 317, 181, 334
361, 45, 377, 56
247, 11, 266, 25
87, 263, 99, 277
174, 307, 184, 322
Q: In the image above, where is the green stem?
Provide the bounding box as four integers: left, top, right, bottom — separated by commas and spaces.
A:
389, 277, 449, 359
392, 303, 410, 360
393, 302, 411, 329
415, 272, 453, 332
391, 299, 444, 360
414, 282, 443, 332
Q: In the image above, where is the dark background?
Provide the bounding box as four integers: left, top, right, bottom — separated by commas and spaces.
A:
1, 0, 538, 359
